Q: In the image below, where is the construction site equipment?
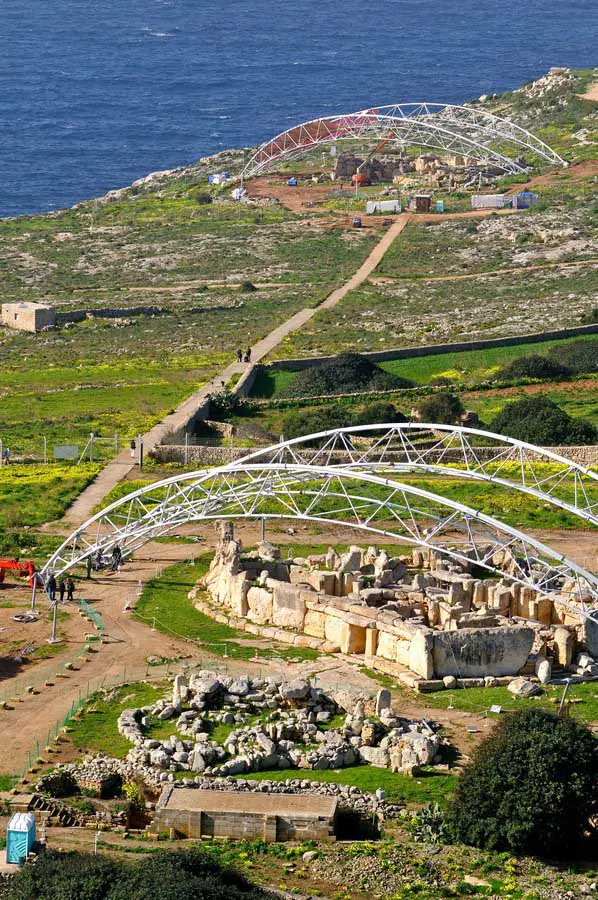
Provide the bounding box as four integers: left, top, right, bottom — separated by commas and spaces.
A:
0, 558, 36, 585
351, 173, 370, 186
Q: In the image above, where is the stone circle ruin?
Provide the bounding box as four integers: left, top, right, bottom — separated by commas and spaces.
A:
118, 671, 443, 779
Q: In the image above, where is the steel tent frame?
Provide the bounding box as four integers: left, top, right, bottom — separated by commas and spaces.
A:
235, 423, 598, 528
41, 462, 598, 623
242, 103, 566, 177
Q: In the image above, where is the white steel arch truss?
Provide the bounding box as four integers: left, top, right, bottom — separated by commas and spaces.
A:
243, 103, 566, 177
235, 423, 598, 528
42, 463, 598, 623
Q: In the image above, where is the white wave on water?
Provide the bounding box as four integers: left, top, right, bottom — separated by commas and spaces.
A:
142, 27, 176, 38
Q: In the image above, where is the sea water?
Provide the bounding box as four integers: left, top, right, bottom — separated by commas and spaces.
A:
0, 0, 596, 216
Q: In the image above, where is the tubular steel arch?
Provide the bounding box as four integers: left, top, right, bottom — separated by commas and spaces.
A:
42, 463, 598, 622
243, 103, 566, 177
236, 423, 598, 528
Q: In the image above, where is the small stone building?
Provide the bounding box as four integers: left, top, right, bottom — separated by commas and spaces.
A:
1, 302, 56, 332
151, 786, 337, 842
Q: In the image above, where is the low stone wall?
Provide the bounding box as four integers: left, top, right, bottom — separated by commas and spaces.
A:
152, 441, 598, 467
268, 323, 598, 371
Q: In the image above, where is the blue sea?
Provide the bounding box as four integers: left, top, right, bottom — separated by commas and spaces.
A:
1, 0, 596, 217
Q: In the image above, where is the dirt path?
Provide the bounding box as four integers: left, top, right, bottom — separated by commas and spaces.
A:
60, 218, 411, 527
578, 82, 598, 103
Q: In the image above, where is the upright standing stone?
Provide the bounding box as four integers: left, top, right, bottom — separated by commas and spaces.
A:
375, 688, 391, 716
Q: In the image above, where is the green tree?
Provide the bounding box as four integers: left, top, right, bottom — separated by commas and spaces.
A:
416, 392, 464, 425
447, 709, 598, 857
491, 395, 596, 445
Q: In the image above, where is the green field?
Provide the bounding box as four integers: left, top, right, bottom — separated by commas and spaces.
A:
251, 334, 598, 398
241, 765, 457, 807
0, 463, 99, 529
269, 263, 598, 360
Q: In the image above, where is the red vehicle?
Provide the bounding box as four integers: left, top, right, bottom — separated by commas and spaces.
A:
0, 558, 36, 586
351, 173, 370, 186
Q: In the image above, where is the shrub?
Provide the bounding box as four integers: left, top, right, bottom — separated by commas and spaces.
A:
491, 395, 597, 445
495, 354, 571, 381
579, 307, 598, 325
352, 401, 408, 427
37, 770, 78, 798
416, 392, 464, 425
548, 339, 598, 375
282, 400, 407, 440
206, 389, 248, 421
4, 848, 268, 900
446, 709, 598, 857
278, 353, 415, 399
282, 405, 351, 440
196, 193, 212, 205
239, 280, 257, 293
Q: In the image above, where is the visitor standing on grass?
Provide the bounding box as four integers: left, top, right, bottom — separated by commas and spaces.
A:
86, 555, 92, 579
66, 577, 75, 602
58, 577, 65, 603
45, 573, 56, 603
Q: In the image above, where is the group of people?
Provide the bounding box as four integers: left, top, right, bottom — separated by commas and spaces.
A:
44, 573, 75, 604
85, 544, 123, 577
235, 347, 252, 363
44, 543, 124, 604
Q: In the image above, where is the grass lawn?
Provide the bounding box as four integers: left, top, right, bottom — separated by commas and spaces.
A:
378, 334, 598, 387
240, 765, 457, 806
68, 681, 169, 758
416, 681, 598, 726
134, 556, 321, 662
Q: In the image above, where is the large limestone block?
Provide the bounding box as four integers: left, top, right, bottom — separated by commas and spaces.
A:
342, 623, 367, 655
339, 547, 363, 573
409, 630, 434, 679
272, 582, 306, 629
307, 570, 337, 596
395, 637, 411, 667
432, 626, 534, 678
376, 630, 399, 661
246, 586, 273, 625
472, 581, 487, 608
553, 627, 574, 667
365, 628, 378, 658
289, 565, 310, 585
324, 614, 346, 648
304, 608, 327, 639
229, 572, 249, 616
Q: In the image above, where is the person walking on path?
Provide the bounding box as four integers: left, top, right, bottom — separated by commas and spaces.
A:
244, 347, 251, 363
58, 578, 66, 603
45, 573, 56, 604
86, 555, 92, 579
66, 577, 75, 602
236, 348, 243, 363
111, 545, 123, 572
